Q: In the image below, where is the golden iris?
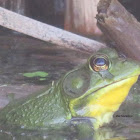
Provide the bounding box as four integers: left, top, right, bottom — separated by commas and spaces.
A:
90, 55, 109, 72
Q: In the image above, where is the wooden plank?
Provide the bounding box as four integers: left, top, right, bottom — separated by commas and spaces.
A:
0, 7, 106, 52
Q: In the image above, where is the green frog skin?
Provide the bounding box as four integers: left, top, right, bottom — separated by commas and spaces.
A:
0, 48, 140, 130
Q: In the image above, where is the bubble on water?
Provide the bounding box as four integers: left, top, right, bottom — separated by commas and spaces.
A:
20, 125, 25, 129
20, 133, 25, 136
43, 135, 48, 139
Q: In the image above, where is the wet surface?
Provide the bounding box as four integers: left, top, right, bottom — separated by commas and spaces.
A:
0, 122, 140, 140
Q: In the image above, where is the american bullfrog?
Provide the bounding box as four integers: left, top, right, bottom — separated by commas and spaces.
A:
0, 48, 140, 131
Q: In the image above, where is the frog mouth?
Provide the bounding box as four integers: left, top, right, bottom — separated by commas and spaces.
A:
82, 75, 139, 120
88, 75, 139, 106
69, 73, 139, 130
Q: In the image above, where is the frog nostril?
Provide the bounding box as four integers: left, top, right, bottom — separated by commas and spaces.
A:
118, 53, 127, 59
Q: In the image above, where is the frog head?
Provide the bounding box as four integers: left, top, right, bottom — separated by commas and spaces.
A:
62, 48, 140, 129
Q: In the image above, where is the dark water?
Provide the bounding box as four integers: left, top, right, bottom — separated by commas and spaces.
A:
0, 121, 140, 140
0, 36, 84, 85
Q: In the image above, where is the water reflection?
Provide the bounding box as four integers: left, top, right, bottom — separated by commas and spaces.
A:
0, 123, 128, 140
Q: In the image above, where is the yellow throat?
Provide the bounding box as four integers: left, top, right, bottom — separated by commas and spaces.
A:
70, 76, 139, 130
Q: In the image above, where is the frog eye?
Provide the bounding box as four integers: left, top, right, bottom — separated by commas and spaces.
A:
89, 55, 109, 72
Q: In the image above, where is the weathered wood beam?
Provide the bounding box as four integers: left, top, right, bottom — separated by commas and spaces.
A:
97, 0, 140, 61
0, 7, 106, 52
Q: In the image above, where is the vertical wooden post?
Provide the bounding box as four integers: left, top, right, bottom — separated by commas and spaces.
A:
0, 0, 27, 15
64, 0, 102, 36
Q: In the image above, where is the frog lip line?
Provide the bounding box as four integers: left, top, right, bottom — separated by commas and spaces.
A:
88, 74, 139, 96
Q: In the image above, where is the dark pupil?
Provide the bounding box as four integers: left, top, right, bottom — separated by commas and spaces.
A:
95, 58, 106, 66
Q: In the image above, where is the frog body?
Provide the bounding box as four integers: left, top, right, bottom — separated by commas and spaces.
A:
0, 83, 71, 130
0, 48, 140, 130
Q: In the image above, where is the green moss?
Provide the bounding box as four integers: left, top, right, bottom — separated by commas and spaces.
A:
39, 78, 47, 81
23, 71, 48, 78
